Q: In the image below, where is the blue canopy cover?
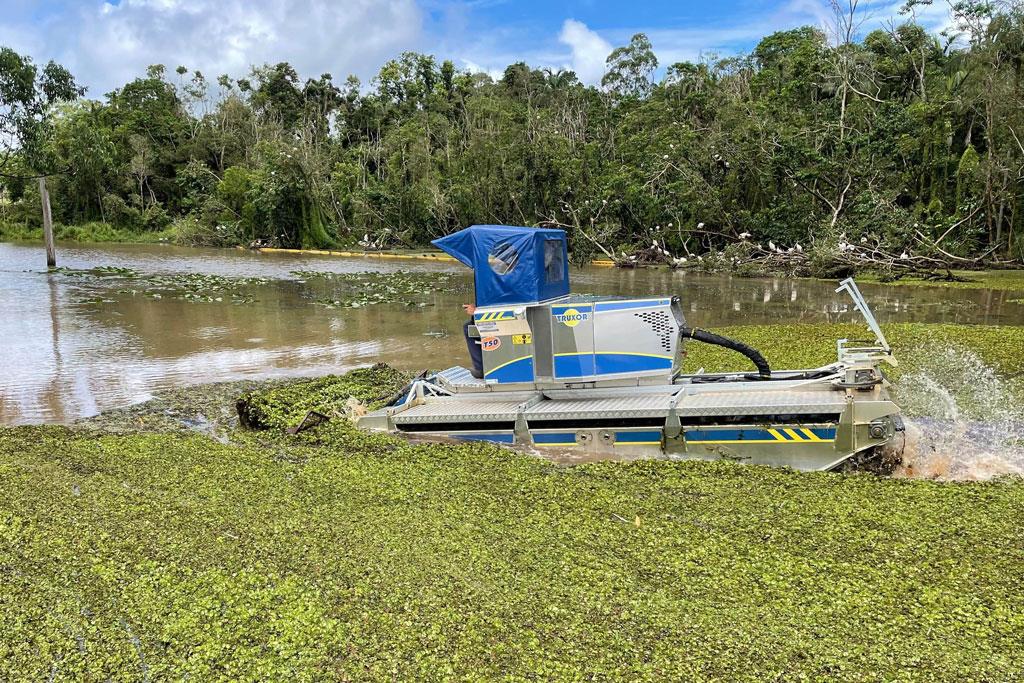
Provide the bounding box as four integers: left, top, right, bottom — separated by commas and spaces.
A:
432, 225, 570, 307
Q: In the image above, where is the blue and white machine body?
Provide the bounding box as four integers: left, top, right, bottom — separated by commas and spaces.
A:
357, 226, 905, 473
433, 225, 685, 388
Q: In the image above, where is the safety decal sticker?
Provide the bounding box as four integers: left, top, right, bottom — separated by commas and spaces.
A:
512, 334, 532, 345
475, 310, 515, 322
481, 336, 502, 351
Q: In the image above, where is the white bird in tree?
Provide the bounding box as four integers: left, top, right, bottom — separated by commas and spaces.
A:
900, 251, 909, 260
768, 240, 777, 252
795, 243, 803, 253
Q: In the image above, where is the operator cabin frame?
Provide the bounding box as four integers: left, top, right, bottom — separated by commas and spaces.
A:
434, 225, 685, 389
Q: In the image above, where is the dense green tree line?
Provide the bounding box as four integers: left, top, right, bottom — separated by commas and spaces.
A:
2, 1, 1023, 262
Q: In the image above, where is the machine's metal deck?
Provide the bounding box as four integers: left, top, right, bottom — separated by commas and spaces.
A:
391, 380, 852, 425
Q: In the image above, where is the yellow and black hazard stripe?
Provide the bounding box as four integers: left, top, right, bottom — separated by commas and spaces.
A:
475, 310, 516, 322
686, 426, 837, 444
767, 428, 829, 442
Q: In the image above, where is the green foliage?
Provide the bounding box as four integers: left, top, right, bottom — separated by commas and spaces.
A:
0, 47, 82, 172
169, 214, 230, 246
5, 8, 1024, 259
175, 158, 218, 214
602, 33, 658, 99
956, 144, 981, 205
0, 220, 172, 243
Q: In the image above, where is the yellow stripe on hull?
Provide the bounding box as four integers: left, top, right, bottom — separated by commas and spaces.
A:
692, 440, 836, 445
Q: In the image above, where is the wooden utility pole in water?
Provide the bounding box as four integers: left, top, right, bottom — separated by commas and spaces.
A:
38, 176, 55, 267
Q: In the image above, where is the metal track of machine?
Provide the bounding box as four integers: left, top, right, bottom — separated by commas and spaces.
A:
356, 225, 905, 472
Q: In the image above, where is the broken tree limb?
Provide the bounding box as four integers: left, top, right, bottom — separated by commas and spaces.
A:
287, 410, 330, 434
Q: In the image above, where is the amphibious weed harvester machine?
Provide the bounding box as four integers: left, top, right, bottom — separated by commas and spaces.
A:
356, 225, 905, 471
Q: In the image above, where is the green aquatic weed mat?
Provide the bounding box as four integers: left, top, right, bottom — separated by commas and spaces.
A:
0, 426, 1022, 681
4, 330, 1024, 680
683, 322, 1024, 378
236, 364, 411, 431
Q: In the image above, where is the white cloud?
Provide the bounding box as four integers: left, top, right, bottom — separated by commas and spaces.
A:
611, 0, 957, 68
558, 19, 612, 84
441, 2, 956, 90
0, 0, 962, 99
461, 59, 504, 82
0, 0, 424, 96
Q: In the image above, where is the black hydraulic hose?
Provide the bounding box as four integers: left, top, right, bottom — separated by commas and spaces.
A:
680, 327, 772, 378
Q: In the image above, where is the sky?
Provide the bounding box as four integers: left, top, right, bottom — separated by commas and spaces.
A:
0, 0, 956, 97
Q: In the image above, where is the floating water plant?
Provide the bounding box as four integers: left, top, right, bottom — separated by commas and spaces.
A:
295, 270, 465, 308
55, 267, 267, 305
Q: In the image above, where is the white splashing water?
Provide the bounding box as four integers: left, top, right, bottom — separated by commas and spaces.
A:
893, 345, 1024, 481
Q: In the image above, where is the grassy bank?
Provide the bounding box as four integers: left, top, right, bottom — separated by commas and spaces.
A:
0, 221, 174, 244
857, 269, 1024, 292
2, 348, 1024, 680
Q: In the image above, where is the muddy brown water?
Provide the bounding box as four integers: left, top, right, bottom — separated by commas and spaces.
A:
2, 241, 1023, 424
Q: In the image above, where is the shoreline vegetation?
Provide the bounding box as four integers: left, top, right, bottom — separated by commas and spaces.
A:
5, 5, 1024, 280
5, 221, 1024, 292
2, 322, 1023, 679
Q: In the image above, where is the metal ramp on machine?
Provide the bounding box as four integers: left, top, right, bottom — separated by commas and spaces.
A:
391, 396, 530, 425
434, 366, 487, 390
